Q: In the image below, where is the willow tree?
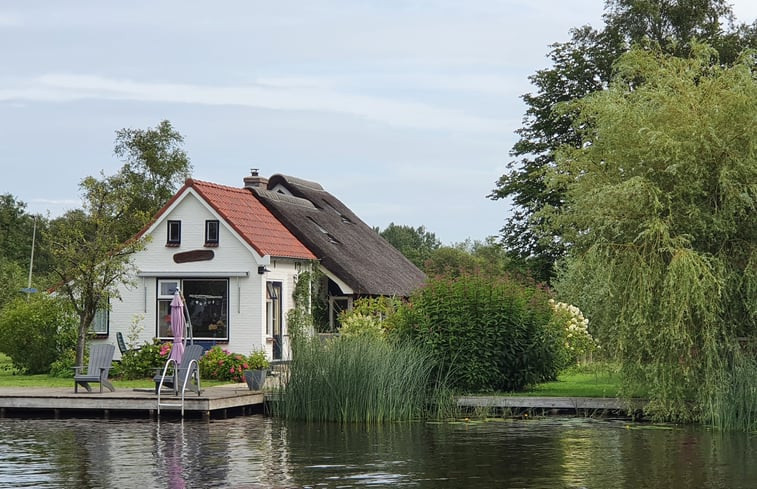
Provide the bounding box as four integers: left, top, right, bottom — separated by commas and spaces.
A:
549, 45, 756, 427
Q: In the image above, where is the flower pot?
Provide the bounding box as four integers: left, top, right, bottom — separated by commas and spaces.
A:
244, 369, 267, 391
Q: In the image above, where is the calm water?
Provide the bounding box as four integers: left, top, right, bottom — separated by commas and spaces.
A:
1, 415, 756, 488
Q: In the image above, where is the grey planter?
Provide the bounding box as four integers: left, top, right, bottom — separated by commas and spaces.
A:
244, 369, 267, 391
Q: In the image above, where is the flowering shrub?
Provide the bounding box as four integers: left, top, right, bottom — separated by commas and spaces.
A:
199, 346, 256, 383
119, 339, 171, 379
339, 313, 384, 340
549, 299, 599, 366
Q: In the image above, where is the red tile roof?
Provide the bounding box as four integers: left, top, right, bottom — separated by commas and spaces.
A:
141, 179, 315, 260
191, 179, 316, 260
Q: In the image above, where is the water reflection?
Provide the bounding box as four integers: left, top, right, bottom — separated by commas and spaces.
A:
1, 416, 756, 488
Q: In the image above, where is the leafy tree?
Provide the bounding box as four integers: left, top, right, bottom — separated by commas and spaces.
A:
549, 45, 756, 425
490, 0, 756, 282
377, 222, 441, 268
0, 195, 54, 280
424, 237, 519, 279
0, 194, 33, 264
0, 294, 77, 374
45, 176, 147, 366
0, 257, 26, 310
110, 120, 192, 239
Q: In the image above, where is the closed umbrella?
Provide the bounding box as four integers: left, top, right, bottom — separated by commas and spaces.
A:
169, 291, 185, 364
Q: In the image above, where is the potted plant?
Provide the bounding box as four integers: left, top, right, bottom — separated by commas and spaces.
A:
243, 349, 270, 391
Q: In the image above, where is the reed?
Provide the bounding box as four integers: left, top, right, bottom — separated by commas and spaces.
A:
273, 335, 450, 423
704, 348, 757, 432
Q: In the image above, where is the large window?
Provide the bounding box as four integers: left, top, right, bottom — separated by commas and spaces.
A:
157, 278, 229, 341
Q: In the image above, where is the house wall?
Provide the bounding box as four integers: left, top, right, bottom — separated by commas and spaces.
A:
98, 193, 301, 363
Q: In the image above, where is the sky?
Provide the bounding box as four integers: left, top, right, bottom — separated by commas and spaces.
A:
2, 1, 756, 245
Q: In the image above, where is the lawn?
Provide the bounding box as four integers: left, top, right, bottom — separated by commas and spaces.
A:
0, 352, 229, 389
518, 369, 623, 398
0, 352, 634, 398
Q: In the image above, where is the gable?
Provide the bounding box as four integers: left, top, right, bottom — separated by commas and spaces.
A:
137, 179, 315, 261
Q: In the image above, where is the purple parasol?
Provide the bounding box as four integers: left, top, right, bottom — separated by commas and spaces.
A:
168, 291, 185, 364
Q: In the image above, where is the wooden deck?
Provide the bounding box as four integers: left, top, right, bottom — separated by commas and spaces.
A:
0, 384, 265, 420
0, 385, 644, 420
457, 395, 646, 416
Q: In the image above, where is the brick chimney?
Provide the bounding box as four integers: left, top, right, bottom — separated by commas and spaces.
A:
243, 168, 268, 188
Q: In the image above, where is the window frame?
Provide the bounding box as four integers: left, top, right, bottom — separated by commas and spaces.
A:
90, 303, 109, 335
167, 220, 181, 246
205, 219, 220, 246
156, 278, 230, 342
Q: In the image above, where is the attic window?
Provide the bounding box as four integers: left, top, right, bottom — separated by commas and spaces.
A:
167, 220, 181, 246
322, 200, 354, 224
205, 220, 220, 246
307, 217, 341, 245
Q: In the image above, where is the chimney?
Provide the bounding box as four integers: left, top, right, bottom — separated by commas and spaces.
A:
243, 168, 268, 188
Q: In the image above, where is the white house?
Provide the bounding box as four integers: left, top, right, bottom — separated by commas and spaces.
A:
96, 171, 426, 361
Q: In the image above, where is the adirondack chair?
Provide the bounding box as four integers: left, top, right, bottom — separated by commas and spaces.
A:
154, 344, 203, 395
73, 343, 116, 393
116, 332, 141, 355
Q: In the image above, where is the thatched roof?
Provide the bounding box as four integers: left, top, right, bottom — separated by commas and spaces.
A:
250, 174, 426, 296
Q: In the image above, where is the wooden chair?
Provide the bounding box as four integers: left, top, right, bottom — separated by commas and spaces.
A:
116, 332, 141, 355
74, 343, 116, 393
154, 344, 204, 395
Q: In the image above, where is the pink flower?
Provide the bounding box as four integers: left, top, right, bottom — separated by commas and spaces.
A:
243, 363, 249, 369
229, 367, 234, 373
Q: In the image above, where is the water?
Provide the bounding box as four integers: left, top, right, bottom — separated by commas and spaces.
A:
1, 415, 756, 488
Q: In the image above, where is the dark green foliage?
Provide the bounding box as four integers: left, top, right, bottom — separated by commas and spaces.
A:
392, 274, 563, 392
423, 238, 520, 279
378, 222, 441, 268
0, 295, 78, 374
0, 257, 26, 311
490, 0, 755, 282
118, 339, 170, 379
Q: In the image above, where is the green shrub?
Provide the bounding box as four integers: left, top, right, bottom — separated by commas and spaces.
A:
392, 274, 564, 392
49, 348, 77, 378
338, 296, 403, 340
247, 348, 270, 370
199, 346, 263, 383
118, 339, 172, 379
338, 313, 384, 339
0, 295, 78, 374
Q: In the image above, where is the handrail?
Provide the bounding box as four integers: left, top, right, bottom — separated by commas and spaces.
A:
157, 358, 201, 417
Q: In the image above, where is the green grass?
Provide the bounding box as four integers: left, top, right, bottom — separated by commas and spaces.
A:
519, 370, 623, 398
0, 352, 228, 389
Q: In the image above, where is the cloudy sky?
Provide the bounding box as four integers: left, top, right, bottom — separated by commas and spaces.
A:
2, 1, 755, 245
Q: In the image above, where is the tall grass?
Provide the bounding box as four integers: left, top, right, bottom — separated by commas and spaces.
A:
704, 347, 757, 432
272, 335, 452, 423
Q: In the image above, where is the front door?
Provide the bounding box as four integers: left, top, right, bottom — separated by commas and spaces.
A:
266, 282, 283, 360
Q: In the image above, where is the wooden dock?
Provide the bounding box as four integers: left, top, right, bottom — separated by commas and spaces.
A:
457, 395, 646, 417
0, 384, 265, 420
0, 386, 644, 420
